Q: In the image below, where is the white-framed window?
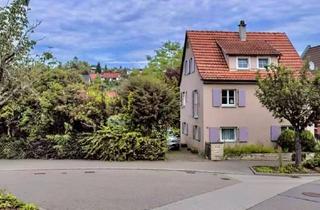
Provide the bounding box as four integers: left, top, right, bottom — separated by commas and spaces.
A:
189, 57, 195, 73
257, 57, 270, 69
222, 89, 236, 107
182, 122, 188, 135
193, 125, 200, 141
181, 91, 187, 107
184, 60, 189, 75
237, 57, 250, 69
220, 127, 237, 142
192, 90, 199, 118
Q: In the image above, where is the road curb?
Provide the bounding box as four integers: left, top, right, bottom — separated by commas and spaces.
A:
0, 166, 250, 176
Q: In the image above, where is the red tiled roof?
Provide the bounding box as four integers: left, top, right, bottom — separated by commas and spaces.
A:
89, 73, 98, 80
186, 31, 303, 81
216, 40, 280, 56
302, 45, 320, 69
101, 72, 121, 79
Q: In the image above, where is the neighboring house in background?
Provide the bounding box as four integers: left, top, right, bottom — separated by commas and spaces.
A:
81, 72, 122, 84
302, 45, 320, 139
179, 20, 312, 153
101, 72, 121, 81
302, 45, 320, 71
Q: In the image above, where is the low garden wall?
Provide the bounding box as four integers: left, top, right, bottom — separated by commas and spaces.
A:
205, 142, 315, 161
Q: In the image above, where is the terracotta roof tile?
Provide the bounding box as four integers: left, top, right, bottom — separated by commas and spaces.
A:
186, 31, 303, 81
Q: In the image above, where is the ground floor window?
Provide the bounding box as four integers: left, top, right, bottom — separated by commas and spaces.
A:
220, 128, 236, 142
182, 122, 188, 135
193, 125, 200, 141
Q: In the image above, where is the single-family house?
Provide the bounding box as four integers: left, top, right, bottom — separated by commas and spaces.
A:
302, 45, 320, 138
179, 20, 309, 153
101, 72, 121, 81
302, 45, 320, 71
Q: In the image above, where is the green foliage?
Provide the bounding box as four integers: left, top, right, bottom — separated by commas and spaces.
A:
0, 68, 109, 159
0, 0, 37, 108
82, 125, 166, 161
301, 130, 316, 152
277, 129, 295, 152
303, 153, 320, 169
117, 75, 179, 135
257, 64, 320, 165
253, 164, 307, 174
96, 62, 102, 74
277, 130, 316, 152
144, 41, 182, 79
224, 144, 275, 156
0, 190, 38, 210
63, 57, 91, 73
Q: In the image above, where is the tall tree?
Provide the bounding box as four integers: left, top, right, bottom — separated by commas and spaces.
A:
0, 0, 37, 109
96, 62, 102, 73
144, 41, 182, 78
256, 65, 320, 166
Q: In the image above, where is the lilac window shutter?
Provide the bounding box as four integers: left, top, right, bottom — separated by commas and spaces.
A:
209, 127, 219, 143
270, 126, 281, 141
239, 127, 248, 142
238, 89, 246, 107
212, 89, 221, 107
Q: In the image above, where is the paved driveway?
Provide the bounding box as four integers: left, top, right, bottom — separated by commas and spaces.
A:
0, 169, 237, 210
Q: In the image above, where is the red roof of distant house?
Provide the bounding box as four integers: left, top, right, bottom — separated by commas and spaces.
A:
89, 73, 98, 80
106, 90, 118, 98
302, 45, 320, 69
101, 72, 121, 79
184, 31, 303, 81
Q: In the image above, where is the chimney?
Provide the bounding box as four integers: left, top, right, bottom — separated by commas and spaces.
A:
238, 20, 246, 41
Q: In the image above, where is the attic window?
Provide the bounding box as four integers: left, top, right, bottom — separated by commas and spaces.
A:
258, 57, 270, 69
237, 57, 249, 69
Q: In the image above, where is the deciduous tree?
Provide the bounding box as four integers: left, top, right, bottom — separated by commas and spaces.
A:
256, 65, 320, 166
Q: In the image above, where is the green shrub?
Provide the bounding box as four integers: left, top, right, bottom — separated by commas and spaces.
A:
0, 136, 26, 159
301, 130, 316, 152
224, 144, 275, 156
303, 153, 320, 169
277, 129, 295, 152
81, 125, 166, 161
277, 129, 316, 152
0, 190, 38, 210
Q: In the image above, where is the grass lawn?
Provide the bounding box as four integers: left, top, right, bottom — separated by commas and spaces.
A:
253, 164, 320, 175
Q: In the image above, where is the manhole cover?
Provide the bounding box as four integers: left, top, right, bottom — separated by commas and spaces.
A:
221, 177, 231, 180
302, 192, 320, 198
84, 171, 95, 174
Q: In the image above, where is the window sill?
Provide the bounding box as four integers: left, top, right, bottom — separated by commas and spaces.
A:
193, 116, 199, 119
221, 105, 236, 108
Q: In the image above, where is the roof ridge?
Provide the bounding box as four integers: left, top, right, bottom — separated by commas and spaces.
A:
187, 30, 285, 34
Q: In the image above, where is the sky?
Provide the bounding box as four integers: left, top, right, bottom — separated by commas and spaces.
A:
19, 0, 320, 67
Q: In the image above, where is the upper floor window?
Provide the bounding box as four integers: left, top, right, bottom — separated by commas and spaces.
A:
192, 90, 199, 118
181, 91, 187, 107
220, 127, 237, 142
222, 89, 235, 107
184, 60, 189, 75
237, 57, 249, 69
258, 57, 270, 69
189, 58, 195, 73
193, 125, 200, 141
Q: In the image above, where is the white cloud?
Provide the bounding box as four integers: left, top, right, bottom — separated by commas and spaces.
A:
20, 0, 320, 66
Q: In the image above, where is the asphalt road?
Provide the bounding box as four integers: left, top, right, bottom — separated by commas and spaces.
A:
0, 169, 238, 210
